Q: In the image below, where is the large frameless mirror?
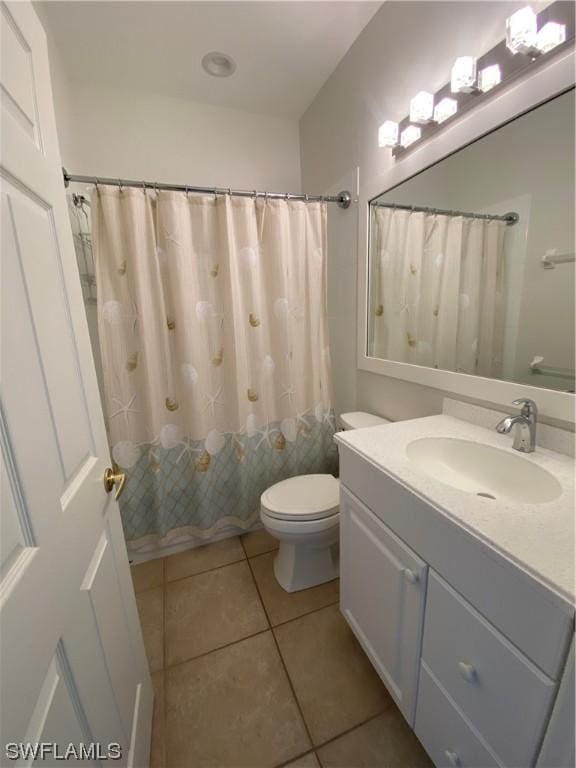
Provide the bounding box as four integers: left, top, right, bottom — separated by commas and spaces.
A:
367, 88, 575, 393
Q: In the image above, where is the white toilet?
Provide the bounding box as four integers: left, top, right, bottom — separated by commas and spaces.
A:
260, 412, 390, 592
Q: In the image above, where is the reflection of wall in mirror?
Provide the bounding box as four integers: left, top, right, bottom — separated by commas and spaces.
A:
372, 89, 575, 392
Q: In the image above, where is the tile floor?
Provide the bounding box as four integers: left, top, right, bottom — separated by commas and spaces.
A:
132, 531, 432, 768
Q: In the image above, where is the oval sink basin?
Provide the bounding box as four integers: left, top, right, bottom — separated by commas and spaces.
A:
406, 437, 562, 504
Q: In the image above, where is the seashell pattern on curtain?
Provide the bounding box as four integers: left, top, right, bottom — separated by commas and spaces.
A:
371, 207, 506, 378
92, 186, 337, 553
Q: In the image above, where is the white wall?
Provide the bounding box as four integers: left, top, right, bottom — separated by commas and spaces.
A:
56, 83, 301, 194
298, 0, 574, 425
38, 5, 302, 193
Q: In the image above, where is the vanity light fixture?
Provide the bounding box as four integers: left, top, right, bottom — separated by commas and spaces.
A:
450, 56, 477, 93
536, 21, 566, 53
506, 6, 538, 55
378, 121, 399, 147
379, 1, 572, 155
409, 91, 435, 124
478, 64, 502, 93
433, 97, 458, 124
400, 125, 421, 148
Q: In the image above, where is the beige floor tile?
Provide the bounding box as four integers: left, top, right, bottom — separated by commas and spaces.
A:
283, 752, 321, 768
250, 551, 339, 626
274, 604, 392, 745
241, 529, 279, 557
150, 672, 165, 768
165, 537, 245, 582
165, 631, 311, 768
131, 558, 164, 594
136, 587, 164, 673
317, 709, 433, 767
165, 560, 268, 666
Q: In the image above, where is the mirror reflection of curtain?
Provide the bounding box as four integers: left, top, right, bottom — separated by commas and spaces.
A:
372, 207, 506, 377
92, 187, 336, 554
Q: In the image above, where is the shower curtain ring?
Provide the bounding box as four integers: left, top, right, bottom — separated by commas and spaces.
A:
185, 185, 190, 198
305, 193, 309, 202
155, 181, 159, 197
228, 187, 232, 197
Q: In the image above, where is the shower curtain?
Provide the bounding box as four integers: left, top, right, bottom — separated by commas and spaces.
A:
371, 207, 506, 377
92, 186, 337, 553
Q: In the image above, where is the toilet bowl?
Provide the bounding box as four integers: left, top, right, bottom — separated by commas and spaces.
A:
260, 412, 390, 592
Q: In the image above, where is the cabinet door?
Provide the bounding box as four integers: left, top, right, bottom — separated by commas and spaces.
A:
340, 486, 428, 724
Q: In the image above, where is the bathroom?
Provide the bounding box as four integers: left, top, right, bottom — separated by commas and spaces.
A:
1, 0, 574, 766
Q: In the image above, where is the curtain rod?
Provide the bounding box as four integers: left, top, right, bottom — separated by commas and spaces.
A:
62, 169, 352, 209
372, 200, 519, 225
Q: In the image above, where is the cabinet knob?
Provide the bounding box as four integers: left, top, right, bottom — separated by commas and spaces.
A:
403, 568, 419, 584
444, 750, 460, 767
458, 661, 477, 683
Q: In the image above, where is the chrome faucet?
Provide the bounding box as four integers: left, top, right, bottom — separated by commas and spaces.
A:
495, 398, 538, 453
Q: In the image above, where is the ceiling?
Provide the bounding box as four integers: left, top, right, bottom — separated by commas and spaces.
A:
38, 1, 382, 119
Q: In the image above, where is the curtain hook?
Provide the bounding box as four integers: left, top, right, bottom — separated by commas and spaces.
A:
155, 181, 159, 197
305, 193, 309, 203
252, 190, 257, 200
185, 184, 190, 199
228, 187, 232, 197
118, 178, 123, 192
142, 180, 146, 195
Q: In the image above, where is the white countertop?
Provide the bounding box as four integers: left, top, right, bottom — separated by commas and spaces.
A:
335, 414, 575, 603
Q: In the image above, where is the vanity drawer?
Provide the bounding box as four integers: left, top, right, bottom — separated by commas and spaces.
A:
422, 572, 556, 767
415, 663, 500, 768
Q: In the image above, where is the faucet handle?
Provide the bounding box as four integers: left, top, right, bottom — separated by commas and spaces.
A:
512, 398, 538, 420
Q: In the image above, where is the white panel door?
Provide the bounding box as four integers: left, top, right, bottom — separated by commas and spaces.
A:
0, 2, 153, 765
340, 486, 428, 725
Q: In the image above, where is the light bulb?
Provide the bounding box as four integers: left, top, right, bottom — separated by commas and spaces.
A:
433, 97, 458, 124
451, 56, 477, 93
506, 6, 537, 54
409, 91, 434, 124
478, 64, 502, 92
400, 125, 421, 148
536, 21, 566, 53
378, 121, 399, 147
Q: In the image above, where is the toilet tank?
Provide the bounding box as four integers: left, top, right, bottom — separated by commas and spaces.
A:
339, 411, 390, 430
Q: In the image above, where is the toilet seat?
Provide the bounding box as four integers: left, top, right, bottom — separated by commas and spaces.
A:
261, 474, 339, 522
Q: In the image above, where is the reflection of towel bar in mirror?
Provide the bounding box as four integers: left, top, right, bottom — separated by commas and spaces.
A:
541, 250, 576, 269
529, 356, 575, 379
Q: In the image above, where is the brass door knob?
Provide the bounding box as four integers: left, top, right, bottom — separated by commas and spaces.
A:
103, 462, 127, 500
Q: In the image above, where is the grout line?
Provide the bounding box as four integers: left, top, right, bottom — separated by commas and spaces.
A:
245, 556, 316, 752
160, 588, 338, 673
274, 710, 389, 768
163, 627, 272, 673
164, 554, 247, 586
270, 596, 340, 630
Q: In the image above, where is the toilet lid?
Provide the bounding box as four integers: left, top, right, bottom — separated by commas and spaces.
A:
261, 474, 340, 521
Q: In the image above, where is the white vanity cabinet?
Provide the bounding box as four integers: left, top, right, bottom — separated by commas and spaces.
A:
337, 437, 575, 768
340, 487, 427, 723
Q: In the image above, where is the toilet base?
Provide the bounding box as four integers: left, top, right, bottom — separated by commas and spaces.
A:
273, 541, 339, 593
